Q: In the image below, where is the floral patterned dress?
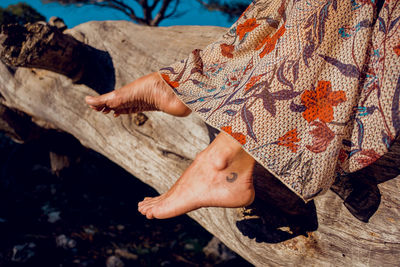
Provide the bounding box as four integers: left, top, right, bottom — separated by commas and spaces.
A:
158, 0, 400, 201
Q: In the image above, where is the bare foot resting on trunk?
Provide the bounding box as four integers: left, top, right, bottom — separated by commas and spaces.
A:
85, 72, 191, 117
138, 132, 255, 219
85, 72, 255, 219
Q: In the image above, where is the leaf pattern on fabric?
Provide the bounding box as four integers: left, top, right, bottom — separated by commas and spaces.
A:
241, 105, 257, 142
236, 18, 260, 40
190, 49, 205, 76
255, 90, 276, 116
389, 16, 400, 31
244, 75, 263, 91
306, 121, 335, 153
220, 43, 234, 58
276, 61, 294, 90
256, 24, 286, 58
292, 60, 300, 83
161, 73, 179, 88
272, 90, 301, 100
356, 149, 381, 167
197, 108, 211, 113
392, 76, 400, 132
276, 129, 301, 152
221, 126, 247, 145
319, 55, 360, 78
224, 109, 237, 116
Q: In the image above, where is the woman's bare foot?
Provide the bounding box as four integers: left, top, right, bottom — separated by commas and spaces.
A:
138, 132, 256, 219
85, 72, 191, 117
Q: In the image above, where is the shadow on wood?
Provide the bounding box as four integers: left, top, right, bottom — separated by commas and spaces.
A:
331, 135, 400, 222
236, 162, 318, 243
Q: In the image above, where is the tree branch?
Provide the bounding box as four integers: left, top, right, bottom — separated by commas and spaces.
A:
151, 0, 173, 26
163, 0, 180, 19
195, 0, 248, 20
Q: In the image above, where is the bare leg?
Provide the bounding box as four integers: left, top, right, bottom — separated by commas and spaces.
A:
138, 132, 255, 219
85, 72, 191, 117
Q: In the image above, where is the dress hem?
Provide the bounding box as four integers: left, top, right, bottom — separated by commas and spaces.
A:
157, 70, 312, 203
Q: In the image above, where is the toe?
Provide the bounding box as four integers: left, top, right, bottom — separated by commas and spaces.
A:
138, 202, 151, 212
149, 205, 161, 219
141, 197, 153, 204
138, 202, 143, 212
90, 104, 105, 112
148, 202, 173, 219
138, 206, 146, 214
143, 196, 163, 207
140, 196, 164, 213
102, 107, 111, 114
138, 197, 152, 207
141, 203, 154, 214
85, 95, 101, 106
85, 92, 114, 107
145, 209, 154, 219
138, 202, 152, 214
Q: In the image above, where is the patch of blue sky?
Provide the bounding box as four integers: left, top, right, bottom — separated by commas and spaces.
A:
1, 0, 236, 28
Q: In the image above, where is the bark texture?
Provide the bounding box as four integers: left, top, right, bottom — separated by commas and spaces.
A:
0, 21, 399, 266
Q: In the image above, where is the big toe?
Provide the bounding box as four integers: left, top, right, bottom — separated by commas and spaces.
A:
85, 93, 114, 106
85, 95, 101, 106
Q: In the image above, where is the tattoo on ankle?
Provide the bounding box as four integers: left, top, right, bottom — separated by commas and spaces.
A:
226, 172, 238, 183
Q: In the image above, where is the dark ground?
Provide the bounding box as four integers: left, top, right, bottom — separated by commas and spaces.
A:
0, 133, 252, 266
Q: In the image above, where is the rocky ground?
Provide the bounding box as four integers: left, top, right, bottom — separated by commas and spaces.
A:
0, 133, 251, 266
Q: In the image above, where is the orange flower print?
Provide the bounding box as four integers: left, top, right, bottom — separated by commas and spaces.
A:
301, 80, 347, 123
256, 24, 286, 58
244, 75, 262, 91
161, 73, 179, 88
394, 43, 400, 56
277, 128, 300, 152
236, 18, 260, 41
221, 126, 247, 145
220, 43, 234, 58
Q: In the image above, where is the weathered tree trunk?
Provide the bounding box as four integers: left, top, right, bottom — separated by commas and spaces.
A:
0, 21, 399, 266
0, 23, 85, 81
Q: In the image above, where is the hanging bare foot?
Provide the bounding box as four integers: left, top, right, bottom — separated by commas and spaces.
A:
138, 132, 256, 219
85, 72, 191, 117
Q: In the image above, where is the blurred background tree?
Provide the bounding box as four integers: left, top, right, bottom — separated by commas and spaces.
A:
41, 0, 249, 26
0, 3, 46, 25
196, 0, 249, 21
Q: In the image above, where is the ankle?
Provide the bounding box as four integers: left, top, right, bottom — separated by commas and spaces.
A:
153, 72, 192, 117
198, 133, 245, 171
168, 98, 192, 117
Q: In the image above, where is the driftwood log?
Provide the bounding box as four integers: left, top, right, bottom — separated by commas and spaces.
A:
0, 21, 399, 266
